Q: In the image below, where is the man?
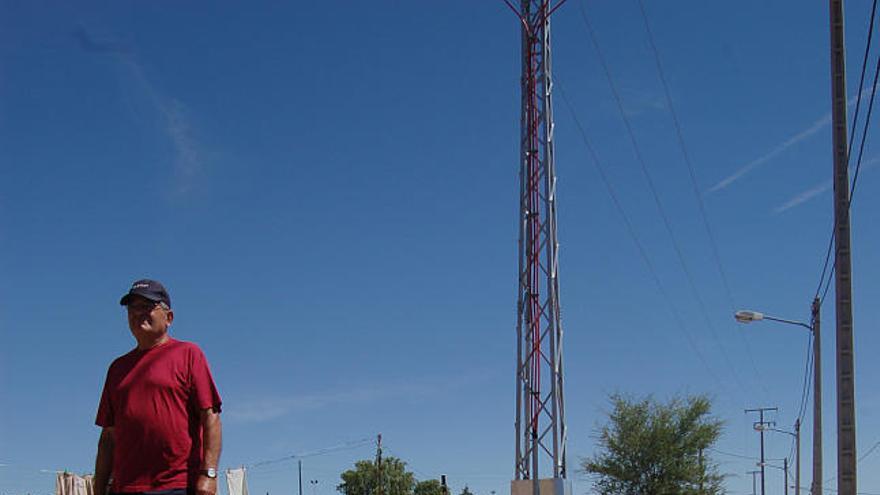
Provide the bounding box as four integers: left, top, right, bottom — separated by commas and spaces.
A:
94, 279, 222, 495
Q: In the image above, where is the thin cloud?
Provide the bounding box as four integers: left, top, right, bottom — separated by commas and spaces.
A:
225, 383, 432, 423
618, 87, 666, 117
773, 156, 879, 213
72, 25, 130, 55
709, 93, 869, 194
708, 113, 830, 194
74, 27, 203, 193
774, 181, 832, 213
225, 370, 494, 423
150, 90, 201, 193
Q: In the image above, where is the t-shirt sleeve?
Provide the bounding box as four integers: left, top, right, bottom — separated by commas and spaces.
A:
190, 346, 222, 412
95, 367, 115, 427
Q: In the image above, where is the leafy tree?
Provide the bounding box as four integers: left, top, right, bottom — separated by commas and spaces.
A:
458, 486, 474, 495
582, 394, 725, 495
337, 457, 415, 495
414, 480, 444, 495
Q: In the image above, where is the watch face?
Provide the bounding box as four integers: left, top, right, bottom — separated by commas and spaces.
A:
206, 468, 217, 478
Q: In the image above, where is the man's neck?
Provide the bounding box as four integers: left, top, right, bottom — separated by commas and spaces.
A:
136, 333, 171, 351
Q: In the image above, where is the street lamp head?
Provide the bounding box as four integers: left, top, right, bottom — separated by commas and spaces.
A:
735, 310, 764, 323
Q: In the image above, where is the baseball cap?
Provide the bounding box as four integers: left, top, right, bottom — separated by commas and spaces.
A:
119, 279, 172, 307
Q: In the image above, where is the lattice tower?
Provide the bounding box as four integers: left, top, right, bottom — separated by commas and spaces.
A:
509, 0, 567, 482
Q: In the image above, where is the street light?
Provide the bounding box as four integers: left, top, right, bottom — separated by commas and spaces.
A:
735, 298, 821, 495
735, 310, 810, 330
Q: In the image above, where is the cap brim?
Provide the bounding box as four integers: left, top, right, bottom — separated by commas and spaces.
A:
119, 290, 163, 306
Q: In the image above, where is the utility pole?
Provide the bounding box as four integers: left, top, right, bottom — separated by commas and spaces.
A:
746, 407, 778, 495
784, 458, 789, 495
298, 460, 303, 495
375, 434, 383, 495
748, 470, 761, 495
795, 419, 802, 495
507, 3, 569, 495
771, 423, 802, 495
829, 1, 857, 492
811, 298, 822, 495
734, 301, 822, 495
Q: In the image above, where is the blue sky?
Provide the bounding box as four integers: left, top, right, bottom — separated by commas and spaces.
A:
1, 2, 879, 495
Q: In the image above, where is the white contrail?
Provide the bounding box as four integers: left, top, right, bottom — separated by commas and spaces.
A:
118, 58, 202, 194
773, 156, 879, 213
75, 27, 202, 193
709, 92, 870, 194
774, 181, 832, 213
708, 114, 830, 194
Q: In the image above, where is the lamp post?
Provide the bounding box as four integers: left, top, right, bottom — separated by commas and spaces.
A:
735, 298, 821, 495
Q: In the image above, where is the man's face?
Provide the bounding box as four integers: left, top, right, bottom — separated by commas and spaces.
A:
126, 295, 173, 341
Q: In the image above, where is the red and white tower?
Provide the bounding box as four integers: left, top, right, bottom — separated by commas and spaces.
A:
506, 2, 568, 495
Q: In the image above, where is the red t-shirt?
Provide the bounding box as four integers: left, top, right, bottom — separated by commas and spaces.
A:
96, 338, 222, 492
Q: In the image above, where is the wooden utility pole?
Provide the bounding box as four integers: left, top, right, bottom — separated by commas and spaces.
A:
375, 434, 383, 495
795, 419, 802, 495
746, 407, 778, 495
784, 458, 789, 495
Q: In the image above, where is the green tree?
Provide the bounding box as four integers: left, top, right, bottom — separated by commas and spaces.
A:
582, 394, 725, 495
337, 457, 415, 495
458, 486, 474, 495
414, 480, 444, 495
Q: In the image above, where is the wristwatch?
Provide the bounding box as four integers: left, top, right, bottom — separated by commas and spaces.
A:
201, 468, 218, 479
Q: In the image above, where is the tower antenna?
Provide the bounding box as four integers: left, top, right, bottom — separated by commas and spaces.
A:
505, 3, 569, 495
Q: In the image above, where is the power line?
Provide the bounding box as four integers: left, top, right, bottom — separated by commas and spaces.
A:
795, 334, 814, 423
818, 43, 880, 305
557, 82, 729, 396
632, 0, 768, 398
380, 446, 433, 481
248, 437, 374, 469
858, 438, 880, 462
577, 2, 748, 395
632, 0, 735, 314
819, 48, 880, 304
708, 448, 759, 461
815, 0, 879, 305
782, 334, 812, 465
824, 437, 880, 487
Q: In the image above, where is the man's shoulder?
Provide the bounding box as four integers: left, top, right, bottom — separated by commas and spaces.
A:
167, 338, 204, 353
163, 339, 212, 365
108, 347, 140, 369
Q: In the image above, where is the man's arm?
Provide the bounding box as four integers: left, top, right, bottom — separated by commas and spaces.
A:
94, 427, 115, 495
195, 407, 222, 495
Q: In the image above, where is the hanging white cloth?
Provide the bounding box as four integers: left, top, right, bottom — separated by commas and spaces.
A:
226, 467, 249, 495
55, 472, 94, 495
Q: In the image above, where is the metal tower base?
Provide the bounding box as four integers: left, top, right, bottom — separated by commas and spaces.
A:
511, 479, 571, 495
